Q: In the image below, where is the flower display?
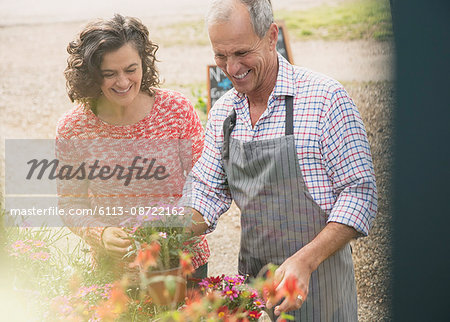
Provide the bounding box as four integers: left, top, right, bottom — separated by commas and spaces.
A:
8, 239, 51, 262
3, 216, 294, 321
49, 282, 120, 321
195, 274, 265, 321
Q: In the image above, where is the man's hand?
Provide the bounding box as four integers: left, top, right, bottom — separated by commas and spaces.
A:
267, 222, 359, 319
269, 252, 312, 317
101, 227, 133, 259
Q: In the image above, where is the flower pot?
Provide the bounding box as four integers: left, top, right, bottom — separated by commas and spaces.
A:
146, 266, 186, 306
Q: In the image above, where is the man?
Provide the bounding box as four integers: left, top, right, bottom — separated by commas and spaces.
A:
184, 0, 377, 320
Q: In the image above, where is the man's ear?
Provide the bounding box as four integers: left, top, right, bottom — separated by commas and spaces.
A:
268, 23, 279, 51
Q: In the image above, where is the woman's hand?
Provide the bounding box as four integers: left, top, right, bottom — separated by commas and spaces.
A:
101, 227, 133, 260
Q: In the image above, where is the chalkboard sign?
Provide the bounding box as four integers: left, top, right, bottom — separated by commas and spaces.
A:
207, 65, 233, 112
207, 21, 293, 113
276, 20, 294, 64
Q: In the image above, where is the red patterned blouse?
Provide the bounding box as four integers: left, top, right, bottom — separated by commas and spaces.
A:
56, 88, 210, 271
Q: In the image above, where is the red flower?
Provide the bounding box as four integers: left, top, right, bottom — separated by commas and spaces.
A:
217, 305, 230, 319
247, 310, 262, 319
208, 275, 225, 284
199, 274, 225, 290
281, 275, 304, 305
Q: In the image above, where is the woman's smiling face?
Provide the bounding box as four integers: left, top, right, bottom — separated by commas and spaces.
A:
99, 43, 143, 107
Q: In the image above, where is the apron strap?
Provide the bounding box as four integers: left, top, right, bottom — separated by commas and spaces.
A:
222, 95, 294, 160
285, 95, 294, 136
222, 109, 237, 161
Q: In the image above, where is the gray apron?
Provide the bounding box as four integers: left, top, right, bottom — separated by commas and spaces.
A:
222, 96, 357, 321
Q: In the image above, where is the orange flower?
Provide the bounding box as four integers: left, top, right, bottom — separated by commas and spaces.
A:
180, 290, 207, 320
95, 303, 117, 322
261, 270, 281, 304
129, 242, 160, 270
68, 273, 81, 294
180, 252, 195, 276
96, 283, 129, 321
185, 289, 202, 306
110, 285, 129, 314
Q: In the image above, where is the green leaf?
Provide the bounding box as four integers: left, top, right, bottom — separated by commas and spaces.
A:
280, 312, 296, 320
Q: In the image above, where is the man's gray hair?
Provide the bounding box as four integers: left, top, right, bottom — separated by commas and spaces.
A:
206, 0, 274, 38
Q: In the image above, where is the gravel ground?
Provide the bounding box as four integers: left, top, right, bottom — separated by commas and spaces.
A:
345, 81, 394, 321
0, 14, 394, 322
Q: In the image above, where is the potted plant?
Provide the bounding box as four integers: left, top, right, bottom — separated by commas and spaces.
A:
124, 212, 199, 306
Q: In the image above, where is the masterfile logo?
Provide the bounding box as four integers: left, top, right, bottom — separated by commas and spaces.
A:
4, 139, 193, 227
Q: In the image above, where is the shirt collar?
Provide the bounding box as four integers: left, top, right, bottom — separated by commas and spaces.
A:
273, 53, 296, 98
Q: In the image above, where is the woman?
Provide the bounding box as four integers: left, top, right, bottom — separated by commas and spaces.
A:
57, 14, 209, 287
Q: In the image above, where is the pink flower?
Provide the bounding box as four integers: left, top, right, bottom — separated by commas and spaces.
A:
50, 295, 73, 316
222, 285, 239, 301
128, 226, 139, 234
225, 275, 245, 286
76, 285, 97, 298
225, 276, 237, 284
11, 240, 25, 250
252, 297, 265, 309
158, 232, 167, 239
199, 275, 224, 290
31, 251, 51, 261
189, 274, 266, 320
32, 240, 46, 248
19, 244, 32, 253
102, 284, 114, 299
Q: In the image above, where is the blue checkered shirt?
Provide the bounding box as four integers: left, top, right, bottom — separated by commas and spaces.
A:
186, 53, 377, 236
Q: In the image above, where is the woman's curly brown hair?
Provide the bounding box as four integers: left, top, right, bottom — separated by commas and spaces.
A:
65, 14, 160, 108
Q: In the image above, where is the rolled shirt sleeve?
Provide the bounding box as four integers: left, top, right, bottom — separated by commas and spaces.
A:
321, 88, 377, 236
183, 101, 233, 233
